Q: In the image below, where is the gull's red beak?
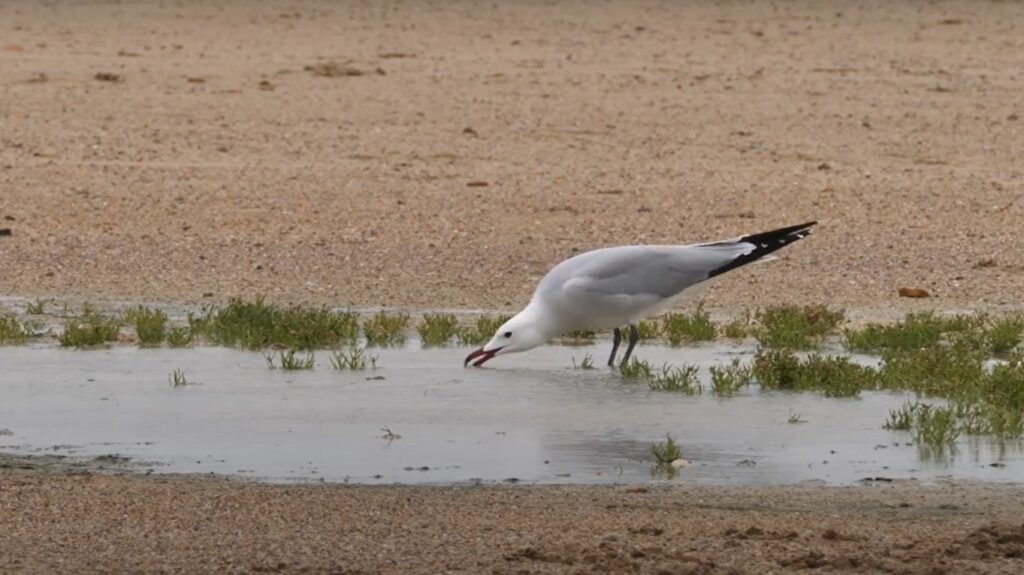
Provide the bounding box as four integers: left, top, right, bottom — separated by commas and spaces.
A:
464, 347, 502, 368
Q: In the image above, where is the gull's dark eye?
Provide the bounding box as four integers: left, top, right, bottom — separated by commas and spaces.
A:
503, 331, 512, 338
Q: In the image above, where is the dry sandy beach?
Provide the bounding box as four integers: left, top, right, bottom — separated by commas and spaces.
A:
2, 0, 1024, 572
0, 0, 1022, 314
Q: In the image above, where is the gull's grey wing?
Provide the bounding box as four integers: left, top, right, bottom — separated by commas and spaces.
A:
535, 221, 816, 314
539, 244, 750, 301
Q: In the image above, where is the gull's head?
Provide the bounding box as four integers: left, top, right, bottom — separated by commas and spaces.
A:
464, 310, 548, 368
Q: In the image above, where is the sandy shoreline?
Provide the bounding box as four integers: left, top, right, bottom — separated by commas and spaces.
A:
1, 460, 1023, 574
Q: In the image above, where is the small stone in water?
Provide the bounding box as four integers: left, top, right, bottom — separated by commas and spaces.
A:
670, 458, 689, 469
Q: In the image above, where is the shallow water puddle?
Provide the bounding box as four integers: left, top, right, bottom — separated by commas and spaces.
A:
0, 343, 1020, 485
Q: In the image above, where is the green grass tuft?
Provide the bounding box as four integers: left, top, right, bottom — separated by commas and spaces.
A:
0, 315, 31, 344
58, 306, 121, 347
330, 347, 377, 370
166, 327, 193, 348
662, 305, 715, 345
456, 314, 513, 346
787, 410, 807, 424
25, 299, 46, 315
647, 363, 702, 394
986, 315, 1024, 356
266, 350, 315, 370
754, 305, 844, 349
417, 313, 459, 346
709, 358, 754, 396
721, 311, 752, 339
190, 299, 359, 350
619, 357, 654, 379
651, 433, 682, 465
635, 319, 661, 340
912, 404, 962, 446
123, 305, 167, 346
572, 354, 596, 370
753, 349, 878, 397
843, 312, 982, 354
169, 368, 189, 388
883, 402, 919, 431
362, 311, 409, 346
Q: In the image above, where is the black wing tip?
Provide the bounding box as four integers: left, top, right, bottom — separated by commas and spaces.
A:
707, 220, 818, 278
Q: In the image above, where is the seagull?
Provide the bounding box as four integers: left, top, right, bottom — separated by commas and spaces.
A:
464, 221, 816, 368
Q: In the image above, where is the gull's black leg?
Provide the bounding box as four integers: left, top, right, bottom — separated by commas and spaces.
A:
620, 324, 640, 366
608, 327, 622, 367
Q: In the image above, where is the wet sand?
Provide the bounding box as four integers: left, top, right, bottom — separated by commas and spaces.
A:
2, 0, 1024, 572
1, 463, 1023, 574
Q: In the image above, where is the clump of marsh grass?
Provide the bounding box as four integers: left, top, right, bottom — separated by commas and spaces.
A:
558, 329, 597, 346
0, 315, 31, 345
455, 314, 513, 345
883, 402, 919, 431
912, 404, 962, 446
635, 319, 661, 341
709, 358, 754, 396
843, 312, 982, 354
330, 347, 377, 370
265, 350, 315, 370
787, 410, 806, 424
619, 357, 654, 379
650, 433, 682, 465
985, 315, 1024, 356
166, 327, 193, 348
753, 349, 878, 397
190, 299, 359, 350
721, 311, 752, 339
662, 305, 715, 345
648, 364, 702, 394
25, 299, 46, 315
362, 311, 409, 346
123, 305, 167, 346
417, 313, 459, 346
754, 305, 844, 350
169, 368, 189, 388
58, 306, 121, 347
572, 354, 596, 370
878, 342, 985, 398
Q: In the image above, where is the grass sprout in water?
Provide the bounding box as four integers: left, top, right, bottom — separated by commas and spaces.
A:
25, 298, 46, 315
417, 313, 459, 346
619, 357, 653, 379
754, 304, 844, 350
572, 354, 595, 370
0, 315, 31, 345
456, 314, 513, 346
123, 305, 167, 346
330, 347, 377, 370
166, 327, 192, 348
709, 358, 753, 396
362, 311, 409, 346
58, 306, 121, 347
190, 299, 359, 350
265, 350, 315, 370
648, 364, 702, 394
651, 433, 682, 465
662, 306, 715, 345
753, 349, 877, 397
721, 311, 752, 339
843, 311, 981, 354
169, 368, 189, 388
787, 410, 807, 424
913, 404, 961, 446
635, 319, 661, 340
